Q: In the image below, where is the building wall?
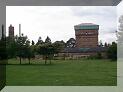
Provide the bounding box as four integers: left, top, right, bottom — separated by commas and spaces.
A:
8, 25, 14, 38
58, 52, 107, 59
75, 29, 98, 48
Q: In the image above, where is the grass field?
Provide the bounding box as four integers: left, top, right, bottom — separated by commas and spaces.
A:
6, 59, 117, 86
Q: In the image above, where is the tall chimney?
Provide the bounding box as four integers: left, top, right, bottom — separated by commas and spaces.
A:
19, 24, 21, 37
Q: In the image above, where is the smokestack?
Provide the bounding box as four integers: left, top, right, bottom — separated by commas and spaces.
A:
19, 24, 21, 37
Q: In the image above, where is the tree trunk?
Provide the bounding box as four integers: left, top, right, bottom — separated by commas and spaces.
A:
28, 57, 30, 64
64, 56, 65, 60
45, 56, 47, 65
20, 57, 21, 64
50, 59, 51, 64
63, 54, 66, 60
45, 59, 47, 65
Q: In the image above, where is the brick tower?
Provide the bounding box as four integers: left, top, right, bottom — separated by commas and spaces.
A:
8, 24, 14, 38
74, 23, 99, 48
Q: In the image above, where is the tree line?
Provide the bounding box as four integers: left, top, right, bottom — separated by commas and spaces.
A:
5, 34, 68, 64
0, 32, 117, 65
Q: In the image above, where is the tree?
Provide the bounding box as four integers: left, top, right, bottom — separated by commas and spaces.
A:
66, 38, 76, 48
32, 40, 35, 45
26, 39, 30, 46
99, 40, 103, 47
37, 43, 52, 64
37, 39, 64, 64
96, 52, 102, 59
25, 46, 33, 64
25, 39, 35, 64
36, 36, 52, 64
6, 37, 17, 58
45, 36, 51, 44
0, 24, 7, 60
15, 34, 30, 64
36, 36, 43, 45
104, 42, 108, 47
0, 40, 7, 60
53, 41, 65, 53
107, 42, 117, 60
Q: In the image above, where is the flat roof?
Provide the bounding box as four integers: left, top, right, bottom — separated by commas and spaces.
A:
74, 23, 99, 30
60, 47, 108, 53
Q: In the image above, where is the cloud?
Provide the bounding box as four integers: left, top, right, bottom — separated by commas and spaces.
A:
6, 6, 117, 43
70, 6, 117, 43
70, 6, 117, 18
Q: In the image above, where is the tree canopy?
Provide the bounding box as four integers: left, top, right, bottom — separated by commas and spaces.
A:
107, 42, 117, 60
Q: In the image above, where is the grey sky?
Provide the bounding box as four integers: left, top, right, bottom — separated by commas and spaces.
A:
6, 6, 117, 43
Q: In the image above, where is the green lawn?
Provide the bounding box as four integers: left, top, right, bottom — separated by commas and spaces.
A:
6, 59, 117, 86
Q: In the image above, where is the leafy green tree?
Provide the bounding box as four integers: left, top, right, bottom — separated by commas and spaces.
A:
37, 39, 65, 64
107, 42, 117, 60
36, 36, 52, 64
24, 46, 33, 64
15, 34, 30, 64
24, 39, 35, 64
96, 52, 102, 59
66, 38, 76, 48
32, 40, 35, 45
0, 24, 7, 60
37, 43, 52, 64
99, 40, 103, 47
6, 37, 17, 58
36, 36, 43, 45
26, 42, 36, 64
104, 42, 108, 47
0, 40, 7, 60
53, 41, 65, 54
45, 36, 51, 44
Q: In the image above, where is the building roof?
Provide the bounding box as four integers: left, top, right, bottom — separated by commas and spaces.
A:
74, 23, 99, 30
60, 47, 108, 53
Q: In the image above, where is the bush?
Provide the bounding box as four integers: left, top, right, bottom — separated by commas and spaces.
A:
107, 42, 117, 61
87, 53, 102, 60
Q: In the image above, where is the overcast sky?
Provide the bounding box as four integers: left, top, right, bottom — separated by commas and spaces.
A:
6, 6, 118, 43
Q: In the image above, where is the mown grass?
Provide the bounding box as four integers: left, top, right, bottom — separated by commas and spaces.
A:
6, 59, 117, 86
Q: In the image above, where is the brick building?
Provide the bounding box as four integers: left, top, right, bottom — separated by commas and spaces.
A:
74, 23, 99, 48
58, 23, 108, 59
8, 24, 14, 38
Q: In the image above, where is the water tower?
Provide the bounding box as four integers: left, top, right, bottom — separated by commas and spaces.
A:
74, 23, 99, 48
